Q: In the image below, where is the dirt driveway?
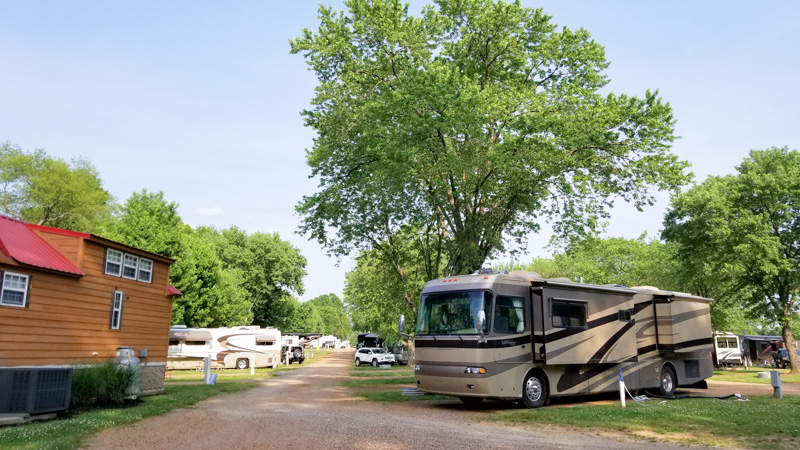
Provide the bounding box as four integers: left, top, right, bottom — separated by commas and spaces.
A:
87, 351, 723, 449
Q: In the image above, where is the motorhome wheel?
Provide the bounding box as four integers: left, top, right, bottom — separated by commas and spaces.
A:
236, 358, 249, 370
371, 359, 378, 367
660, 366, 676, 397
355, 358, 361, 367
521, 372, 547, 408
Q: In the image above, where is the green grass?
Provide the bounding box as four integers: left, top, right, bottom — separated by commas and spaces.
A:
485, 395, 800, 449
166, 366, 296, 382
712, 367, 800, 384
342, 377, 416, 387
0, 382, 256, 450
356, 390, 453, 403
349, 366, 413, 377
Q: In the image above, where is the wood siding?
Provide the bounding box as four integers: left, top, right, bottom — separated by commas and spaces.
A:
0, 240, 173, 367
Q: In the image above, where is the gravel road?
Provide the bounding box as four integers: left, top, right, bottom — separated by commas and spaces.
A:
85, 351, 735, 449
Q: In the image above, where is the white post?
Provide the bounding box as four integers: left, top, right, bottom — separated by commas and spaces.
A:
618, 369, 626, 408
203, 356, 211, 384
250, 356, 255, 375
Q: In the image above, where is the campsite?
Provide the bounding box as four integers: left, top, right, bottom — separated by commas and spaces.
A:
2, 1, 800, 449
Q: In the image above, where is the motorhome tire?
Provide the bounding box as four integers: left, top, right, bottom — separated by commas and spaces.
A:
355, 358, 361, 367
459, 397, 483, 405
660, 366, 676, 397
371, 359, 378, 367
521, 372, 547, 408
236, 358, 249, 370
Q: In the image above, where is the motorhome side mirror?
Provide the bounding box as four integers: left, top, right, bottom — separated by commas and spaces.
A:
399, 314, 405, 333
476, 311, 486, 336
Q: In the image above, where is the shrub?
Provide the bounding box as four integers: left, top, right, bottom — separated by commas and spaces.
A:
71, 361, 137, 408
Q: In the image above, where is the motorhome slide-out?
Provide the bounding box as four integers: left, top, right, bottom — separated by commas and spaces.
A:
168, 326, 281, 370
413, 271, 714, 408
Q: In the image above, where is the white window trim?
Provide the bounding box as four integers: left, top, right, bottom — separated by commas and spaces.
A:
105, 249, 123, 276
122, 253, 139, 280
138, 258, 153, 283
111, 291, 124, 330
1, 272, 29, 308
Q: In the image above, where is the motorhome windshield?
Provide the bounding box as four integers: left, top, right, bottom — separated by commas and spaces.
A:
416, 290, 491, 335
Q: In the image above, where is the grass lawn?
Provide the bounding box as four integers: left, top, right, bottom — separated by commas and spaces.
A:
485, 395, 800, 449
356, 390, 453, 403
0, 382, 257, 450
712, 367, 800, 384
342, 376, 416, 387
350, 365, 413, 377
166, 366, 294, 382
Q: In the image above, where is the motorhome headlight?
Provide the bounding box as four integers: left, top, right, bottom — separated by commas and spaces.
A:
415, 364, 421, 372
464, 367, 486, 375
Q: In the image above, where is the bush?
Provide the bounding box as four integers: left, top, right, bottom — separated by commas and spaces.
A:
71, 361, 137, 408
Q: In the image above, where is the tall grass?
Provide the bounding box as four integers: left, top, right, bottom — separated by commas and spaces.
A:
71, 361, 136, 408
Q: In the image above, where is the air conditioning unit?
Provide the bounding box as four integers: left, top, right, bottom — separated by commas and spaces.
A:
0, 368, 73, 416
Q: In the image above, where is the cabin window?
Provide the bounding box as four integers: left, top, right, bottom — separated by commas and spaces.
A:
185, 341, 208, 346
138, 258, 153, 283
1, 272, 29, 307
105, 249, 123, 276
494, 295, 525, 334
169, 339, 180, 346
551, 299, 586, 328
122, 254, 139, 280
716, 337, 738, 349
110, 291, 124, 329
256, 340, 275, 346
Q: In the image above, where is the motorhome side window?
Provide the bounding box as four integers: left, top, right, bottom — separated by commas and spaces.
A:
716, 337, 737, 348
551, 299, 586, 328
494, 295, 525, 333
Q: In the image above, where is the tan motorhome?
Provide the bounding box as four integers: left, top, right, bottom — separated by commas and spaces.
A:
411, 271, 713, 407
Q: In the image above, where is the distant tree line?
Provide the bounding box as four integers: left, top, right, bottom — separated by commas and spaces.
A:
0, 142, 351, 338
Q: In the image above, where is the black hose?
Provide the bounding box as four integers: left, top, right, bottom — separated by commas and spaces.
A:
643, 390, 737, 400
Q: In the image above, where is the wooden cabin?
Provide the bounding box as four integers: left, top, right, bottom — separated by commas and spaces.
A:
0, 214, 180, 395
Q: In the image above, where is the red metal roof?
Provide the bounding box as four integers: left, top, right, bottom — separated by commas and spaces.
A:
0, 215, 85, 276
167, 283, 182, 296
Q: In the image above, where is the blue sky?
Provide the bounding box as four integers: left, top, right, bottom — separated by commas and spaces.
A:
2, 1, 799, 301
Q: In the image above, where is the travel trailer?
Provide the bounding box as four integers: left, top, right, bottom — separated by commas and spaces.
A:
407, 271, 713, 408
168, 326, 281, 369
713, 332, 743, 366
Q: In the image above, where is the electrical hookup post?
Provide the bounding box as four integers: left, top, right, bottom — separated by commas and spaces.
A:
619, 368, 626, 408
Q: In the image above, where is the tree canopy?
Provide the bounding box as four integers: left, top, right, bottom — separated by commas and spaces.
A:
292, 0, 689, 276
663, 147, 800, 373
0, 142, 112, 232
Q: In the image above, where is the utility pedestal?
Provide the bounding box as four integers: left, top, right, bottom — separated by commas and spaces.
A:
771, 370, 782, 399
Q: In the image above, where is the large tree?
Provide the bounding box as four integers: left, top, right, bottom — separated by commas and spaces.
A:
663, 147, 800, 373
501, 235, 766, 332
304, 294, 352, 338
108, 189, 183, 258
202, 226, 308, 328
292, 0, 689, 276
0, 142, 112, 232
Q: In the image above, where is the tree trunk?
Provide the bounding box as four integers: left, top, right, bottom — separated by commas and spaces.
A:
781, 322, 800, 375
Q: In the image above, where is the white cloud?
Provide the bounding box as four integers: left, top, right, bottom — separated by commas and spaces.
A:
195, 206, 223, 216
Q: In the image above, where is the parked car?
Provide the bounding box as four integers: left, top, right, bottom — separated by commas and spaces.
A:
354, 347, 395, 367
391, 346, 409, 365
281, 344, 305, 364
773, 348, 800, 369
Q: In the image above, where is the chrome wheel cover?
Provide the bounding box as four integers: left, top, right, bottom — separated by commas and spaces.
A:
525, 376, 543, 402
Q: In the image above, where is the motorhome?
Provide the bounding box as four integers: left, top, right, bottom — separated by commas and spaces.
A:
168, 326, 281, 370
713, 332, 743, 366
409, 271, 713, 408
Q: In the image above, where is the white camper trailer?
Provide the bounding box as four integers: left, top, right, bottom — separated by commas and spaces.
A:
713, 332, 743, 366
168, 326, 281, 370
410, 271, 714, 408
